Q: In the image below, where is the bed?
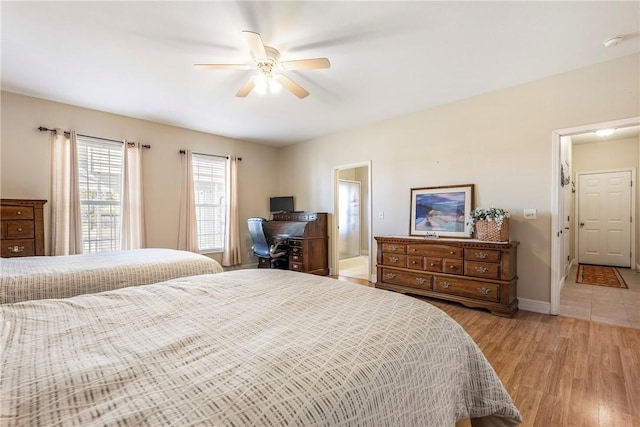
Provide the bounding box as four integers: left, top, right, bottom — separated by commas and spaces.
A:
0, 269, 521, 426
0, 248, 224, 304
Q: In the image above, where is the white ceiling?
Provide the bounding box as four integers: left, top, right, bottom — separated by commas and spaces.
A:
2, 1, 639, 147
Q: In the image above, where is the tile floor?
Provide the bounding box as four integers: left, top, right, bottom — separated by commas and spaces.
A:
560, 264, 640, 329
338, 255, 370, 281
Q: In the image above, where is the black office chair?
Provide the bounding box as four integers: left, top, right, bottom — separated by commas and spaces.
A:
247, 217, 289, 269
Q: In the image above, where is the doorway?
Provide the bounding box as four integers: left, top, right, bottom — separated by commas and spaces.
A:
333, 162, 372, 281
551, 117, 640, 316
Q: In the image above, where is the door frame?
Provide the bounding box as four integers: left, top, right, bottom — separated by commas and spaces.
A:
333, 161, 372, 280
574, 168, 635, 267
551, 116, 640, 315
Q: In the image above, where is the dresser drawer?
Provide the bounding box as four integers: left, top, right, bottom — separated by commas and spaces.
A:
465, 261, 500, 279
1, 239, 35, 257
381, 268, 432, 291
425, 257, 443, 272
464, 248, 501, 263
4, 221, 34, 239
443, 259, 463, 275
382, 243, 406, 254
407, 244, 462, 258
1, 206, 34, 220
382, 253, 406, 267
407, 255, 424, 270
434, 277, 500, 302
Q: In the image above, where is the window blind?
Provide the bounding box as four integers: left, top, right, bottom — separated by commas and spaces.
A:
192, 154, 226, 251
77, 137, 123, 253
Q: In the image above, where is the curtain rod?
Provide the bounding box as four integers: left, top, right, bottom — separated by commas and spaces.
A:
38, 126, 151, 149
179, 149, 242, 161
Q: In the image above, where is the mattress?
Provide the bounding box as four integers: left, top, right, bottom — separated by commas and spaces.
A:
0, 269, 521, 426
0, 248, 223, 303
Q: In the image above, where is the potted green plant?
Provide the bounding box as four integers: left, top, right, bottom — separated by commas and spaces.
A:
467, 207, 510, 241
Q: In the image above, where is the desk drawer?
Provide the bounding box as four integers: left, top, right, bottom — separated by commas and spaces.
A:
290, 262, 303, 272
290, 254, 303, 263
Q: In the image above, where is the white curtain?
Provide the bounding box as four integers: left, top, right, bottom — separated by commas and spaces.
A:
120, 142, 147, 250
49, 129, 82, 255
222, 156, 241, 266
178, 149, 199, 252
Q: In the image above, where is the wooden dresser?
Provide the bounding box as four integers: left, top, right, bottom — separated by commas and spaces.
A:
1, 199, 47, 257
268, 212, 329, 275
375, 236, 518, 317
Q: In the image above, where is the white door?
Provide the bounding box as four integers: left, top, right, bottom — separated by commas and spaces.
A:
578, 170, 632, 267
338, 180, 361, 259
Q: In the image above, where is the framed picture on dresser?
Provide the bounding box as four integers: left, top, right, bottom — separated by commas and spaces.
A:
410, 184, 474, 238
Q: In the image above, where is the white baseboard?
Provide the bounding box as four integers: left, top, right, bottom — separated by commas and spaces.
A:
518, 298, 551, 314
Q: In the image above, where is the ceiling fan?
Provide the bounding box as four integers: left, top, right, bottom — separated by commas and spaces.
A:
194, 30, 330, 99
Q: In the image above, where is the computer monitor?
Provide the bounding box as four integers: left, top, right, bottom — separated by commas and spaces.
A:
270, 196, 294, 213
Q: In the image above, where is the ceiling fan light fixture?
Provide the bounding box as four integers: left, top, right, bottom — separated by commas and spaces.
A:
254, 75, 268, 94
594, 128, 616, 137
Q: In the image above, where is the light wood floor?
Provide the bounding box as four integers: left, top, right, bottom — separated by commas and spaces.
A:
332, 275, 640, 427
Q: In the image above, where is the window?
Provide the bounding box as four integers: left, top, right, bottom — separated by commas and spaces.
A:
192, 154, 226, 252
77, 137, 123, 253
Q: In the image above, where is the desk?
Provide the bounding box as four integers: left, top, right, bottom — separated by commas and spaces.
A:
268, 212, 329, 275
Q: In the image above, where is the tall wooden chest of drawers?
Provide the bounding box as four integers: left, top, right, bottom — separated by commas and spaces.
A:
375, 236, 518, 317
1, 199, 47, 257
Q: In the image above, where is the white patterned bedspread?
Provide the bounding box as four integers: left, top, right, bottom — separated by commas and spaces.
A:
0, 269, 521, 427
0, 248, 223, 303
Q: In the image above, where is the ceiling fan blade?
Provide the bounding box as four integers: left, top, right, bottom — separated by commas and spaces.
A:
242, 30, 267, 59
194, 64, 251, 70
280, 58, 331, 71
274, 74, 309, 99
236, 77, 255, 97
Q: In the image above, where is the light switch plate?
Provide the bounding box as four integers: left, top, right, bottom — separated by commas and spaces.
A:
523, 209, 537, 220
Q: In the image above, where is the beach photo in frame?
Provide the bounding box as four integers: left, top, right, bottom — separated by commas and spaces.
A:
410, 184, 474, 237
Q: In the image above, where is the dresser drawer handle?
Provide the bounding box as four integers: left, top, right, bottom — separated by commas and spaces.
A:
292, 248, 300, 253
7, 245, 24, 253
16, 211, 22, 215
449, 251, 455, 254
388, 245, 399, 251
411, 248, 416, 252
386, 272, 396, 279
475, 267, 489, 273
411, 260, 419, 265
474, 252, 488, 259
440, 281, 451, 289
415, 277, 426, 285
477, 287, 492, 295
449, 265, 457, 270
17, 227, 23, 232
430, 262, 436, 267
389, 256, 399, 263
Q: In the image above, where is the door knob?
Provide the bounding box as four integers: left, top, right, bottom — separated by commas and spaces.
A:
579, 222, 585, 227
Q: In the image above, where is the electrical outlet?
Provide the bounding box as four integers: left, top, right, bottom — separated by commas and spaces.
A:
523, 209, 537, 220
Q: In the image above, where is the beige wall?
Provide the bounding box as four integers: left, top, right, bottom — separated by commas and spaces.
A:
278, 54, 640, 304
572, 135, 640, 265
0, 91, 280, 265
